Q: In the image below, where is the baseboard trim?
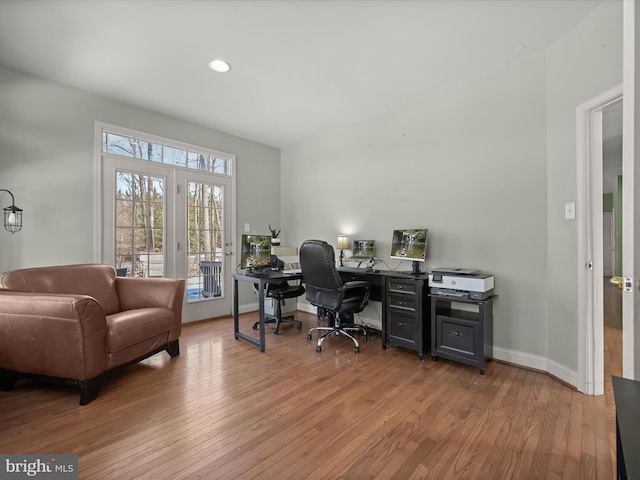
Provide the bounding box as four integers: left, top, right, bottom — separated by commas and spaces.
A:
491, 346, 577, 388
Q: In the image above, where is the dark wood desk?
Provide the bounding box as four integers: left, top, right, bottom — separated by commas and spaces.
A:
233, 269, 302, 352
234, 267, 428, 355
612, 375, 640, 479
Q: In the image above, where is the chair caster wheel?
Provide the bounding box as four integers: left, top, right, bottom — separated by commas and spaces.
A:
307, 333, 312, 341
316, 346, 322, 353
354, 347, 360, 353
273, 329, 279, 335
362, 335, 367, 342
252, 324, 257, 330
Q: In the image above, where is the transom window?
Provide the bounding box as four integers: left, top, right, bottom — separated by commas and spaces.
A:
102, 131, 231, 175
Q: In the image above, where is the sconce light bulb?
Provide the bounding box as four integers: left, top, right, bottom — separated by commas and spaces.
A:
7, 212, 16, 224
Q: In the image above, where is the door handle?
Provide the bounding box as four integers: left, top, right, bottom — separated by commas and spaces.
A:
225, 251, 232, 256
610, 276, 623, 289
610, 276, 634, 292
614, 277, 634, 292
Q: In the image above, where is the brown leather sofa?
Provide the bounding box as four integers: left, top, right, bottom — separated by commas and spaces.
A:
0, 264, 185, 404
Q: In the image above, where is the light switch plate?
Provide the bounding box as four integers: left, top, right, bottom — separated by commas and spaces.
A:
564, 202, 575, 220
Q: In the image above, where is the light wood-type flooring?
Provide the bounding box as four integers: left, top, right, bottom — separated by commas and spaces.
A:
0, 281, 623, 479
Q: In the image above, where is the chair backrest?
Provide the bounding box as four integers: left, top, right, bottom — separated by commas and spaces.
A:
300, 239, 344, 310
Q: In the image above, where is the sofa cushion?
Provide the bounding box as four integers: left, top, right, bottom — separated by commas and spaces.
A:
106, 307, 174, 353
0, 264, 121, 315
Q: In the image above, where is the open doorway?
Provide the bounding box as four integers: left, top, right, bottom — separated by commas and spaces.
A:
602, 99, 623, 378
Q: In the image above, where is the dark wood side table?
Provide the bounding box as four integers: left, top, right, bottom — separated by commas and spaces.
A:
430, 294, 495, 374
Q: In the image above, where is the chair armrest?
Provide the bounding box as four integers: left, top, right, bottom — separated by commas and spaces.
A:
116, 277, 186, 339
342, 280, 371, 310
343, 280, 370, 291
0, 292, 107, 380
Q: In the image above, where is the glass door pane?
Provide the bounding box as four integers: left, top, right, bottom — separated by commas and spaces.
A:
115, 170, 165, 277
187, 181, 224, 301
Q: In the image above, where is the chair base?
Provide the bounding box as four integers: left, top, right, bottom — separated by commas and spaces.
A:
252, 314, 303, 334
307, 314, 367, 353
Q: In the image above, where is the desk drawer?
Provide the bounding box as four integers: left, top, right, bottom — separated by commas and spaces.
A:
388, 312, 416, 341
436, 315, 475, 357
388, 279, 418, 295
388, 294, 417, 312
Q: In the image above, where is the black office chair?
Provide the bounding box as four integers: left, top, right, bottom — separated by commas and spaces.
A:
252, 256, 305, 334
300, 239, 370, 353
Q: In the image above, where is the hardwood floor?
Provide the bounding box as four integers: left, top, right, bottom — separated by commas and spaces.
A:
0, 296, 622, 479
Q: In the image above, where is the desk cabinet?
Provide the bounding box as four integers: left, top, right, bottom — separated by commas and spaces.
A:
430, 295, 494, 374
385, 277, 429, 358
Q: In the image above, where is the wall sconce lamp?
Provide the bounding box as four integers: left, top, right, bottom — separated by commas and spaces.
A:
0, 189, 23, 233
337, 235, 349, 267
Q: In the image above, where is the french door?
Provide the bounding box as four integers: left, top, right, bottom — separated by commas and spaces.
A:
101, 156, 233, 322
177, 170, 232, 321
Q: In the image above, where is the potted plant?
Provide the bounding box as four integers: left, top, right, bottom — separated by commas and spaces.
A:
269, 224, 281, 246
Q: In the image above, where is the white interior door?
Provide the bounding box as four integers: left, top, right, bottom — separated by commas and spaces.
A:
622, 0, 639, 379
576, 85, 622, 395
603, 212, 615, 277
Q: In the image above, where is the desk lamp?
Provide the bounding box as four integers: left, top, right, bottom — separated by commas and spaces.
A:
337, 235, 349, 267
0, 189, 23, 233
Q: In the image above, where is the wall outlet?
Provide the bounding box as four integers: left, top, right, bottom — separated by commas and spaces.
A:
244, 223, 250, 232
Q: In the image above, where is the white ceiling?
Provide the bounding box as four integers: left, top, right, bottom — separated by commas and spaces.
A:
0, 0, 605, 149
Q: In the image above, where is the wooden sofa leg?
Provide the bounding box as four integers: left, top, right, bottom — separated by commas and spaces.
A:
166, 339, 180, 358
0, 369, 17, 391
79, 376, 104, 405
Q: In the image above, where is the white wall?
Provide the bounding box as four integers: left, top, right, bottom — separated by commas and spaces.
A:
0, 65, 280, 306
281, 0, 622, 381
282, 51, 549, 359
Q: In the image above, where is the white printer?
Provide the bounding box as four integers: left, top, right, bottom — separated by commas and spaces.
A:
428, 267, 494, 300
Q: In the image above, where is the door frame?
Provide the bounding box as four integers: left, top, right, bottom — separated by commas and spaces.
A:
576, 83, 622, 395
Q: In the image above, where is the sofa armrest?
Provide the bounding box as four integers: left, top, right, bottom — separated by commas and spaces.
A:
116, 277, 185, 340
0, 292, 107, 380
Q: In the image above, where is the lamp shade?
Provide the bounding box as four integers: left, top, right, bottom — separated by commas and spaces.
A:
0, 189, 22, 233
3, 206, 22, 233
337, 235, 349, 249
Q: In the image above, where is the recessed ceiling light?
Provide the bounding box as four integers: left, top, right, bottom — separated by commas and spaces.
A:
209, 59, 231, 73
